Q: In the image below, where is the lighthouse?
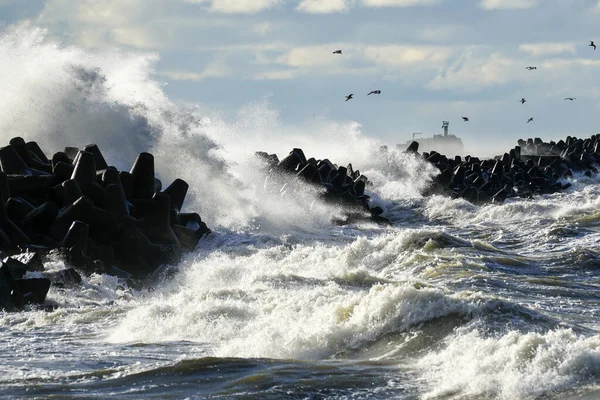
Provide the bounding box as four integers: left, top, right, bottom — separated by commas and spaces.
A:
442, 121, 449, 136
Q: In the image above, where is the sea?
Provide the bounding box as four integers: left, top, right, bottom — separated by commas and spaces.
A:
1, 26, 599, 400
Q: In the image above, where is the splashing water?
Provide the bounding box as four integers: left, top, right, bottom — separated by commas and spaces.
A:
0, 26, 433, 231
1, 26, 600, 400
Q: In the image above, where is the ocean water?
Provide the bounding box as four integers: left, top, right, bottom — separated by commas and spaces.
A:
1, 26, 600, 400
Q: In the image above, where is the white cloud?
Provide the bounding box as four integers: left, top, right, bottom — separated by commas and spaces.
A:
536, 58, 600, 98
297, 0, 354, 13
253, 65, 379, 80
37, 0, 159, 48
519, 42, 577, 57
158, 71, 206, 81
111, 27, 159, 49
363, 45, 454, 67
427, 51, 517, 91
158, 62, 232, 81
74, 0, 145, 26
38, 0, 272, 50
275, 45, 350, 67
480, 0, 539, 10
540, 58, 600, 69
261, 44, 456, 83
185, 0, 280, 13
361, 0, 440, 7
254, 69, 301, 80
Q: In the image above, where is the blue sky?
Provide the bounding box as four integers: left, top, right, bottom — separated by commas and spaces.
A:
1, 0, 600, 152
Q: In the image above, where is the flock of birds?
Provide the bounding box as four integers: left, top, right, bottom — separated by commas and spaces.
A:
334, 40, 597, 124
333, 49, 384, 102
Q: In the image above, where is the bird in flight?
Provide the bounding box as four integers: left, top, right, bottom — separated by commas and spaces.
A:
367, 90, 381, 95
564, 97, 576, 101
527, 117, 534, 123
333, 50, 342, 54
525, 66, 537, 70
462, 117, 469, 122
520, 98, 526, 104
590, 41, 596, 50
345, 94, 354, 102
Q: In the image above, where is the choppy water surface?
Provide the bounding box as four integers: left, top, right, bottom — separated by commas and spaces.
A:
0, 27, 599, 399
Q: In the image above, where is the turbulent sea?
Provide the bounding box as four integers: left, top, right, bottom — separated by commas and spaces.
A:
1, 27, 600, 400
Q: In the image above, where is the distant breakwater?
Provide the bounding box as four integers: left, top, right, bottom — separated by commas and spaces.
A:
411, 133, 600, 203
0, 138, 210, 311
258, 133, 600, 213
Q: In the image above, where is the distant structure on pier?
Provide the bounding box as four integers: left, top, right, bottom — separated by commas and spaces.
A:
398, 121, 464, 156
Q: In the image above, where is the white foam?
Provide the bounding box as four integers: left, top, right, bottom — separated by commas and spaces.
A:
2, 24, 600, 400
419, 328, 600, 400
106, 229, 477, 360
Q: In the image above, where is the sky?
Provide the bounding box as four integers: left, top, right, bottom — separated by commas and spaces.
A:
1, 0, 600, 153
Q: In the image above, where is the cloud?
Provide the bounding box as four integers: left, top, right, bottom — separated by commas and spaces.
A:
538, 58, 600, 97
479, 0, 539, 10
297, 0, 354, 13
157, 67, 229, 81
275, 45, 350, 67
37, 0, 160, 48
37, 0, 273, 50
519, 42, 577, 57
72, 0, 145, 26
158, 57, 233, 81
111, 27, 159, 49
540, 58, 600, 69
254, 69, 301, 80
363, 45, 454, 67
427, 51, 518, 91
185, 0, 281, 13
158, 71, 206, 81
257, 43, 455, 84
361, 0, 440, 7
253, 65, 379, 80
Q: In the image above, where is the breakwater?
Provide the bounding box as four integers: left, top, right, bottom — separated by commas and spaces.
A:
3, 132, 600, 311
411, 134, 600, 203
0, 138, 210, 311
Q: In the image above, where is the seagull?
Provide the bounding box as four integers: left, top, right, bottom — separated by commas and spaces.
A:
462, 117, 469, 122
590, 41, 596, 50
520, 98, 526, 104
345, 94, 353, 102
564, 97, 576, 101
333, 50, 342, 54
525, 66, 537, 70
367, 90, 381, 95
527, 117, 534, 123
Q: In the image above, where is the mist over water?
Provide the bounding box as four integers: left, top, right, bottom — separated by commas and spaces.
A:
0, 26, 433, 230
1, 26, 600, 400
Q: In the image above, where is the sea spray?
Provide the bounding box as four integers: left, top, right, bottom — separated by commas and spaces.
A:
1, 24, 599, 400
0, 26, 164, 164
0, 26, 435, 232
419, 328, 600, 400
106, 228, 481, 357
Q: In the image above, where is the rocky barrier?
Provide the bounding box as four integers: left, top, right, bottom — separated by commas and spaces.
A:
255, 148, 389, 224
3, 133, 598, 311
410, 134, 600, 204
0, 138, 210, 311
517, 135, 600, 175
